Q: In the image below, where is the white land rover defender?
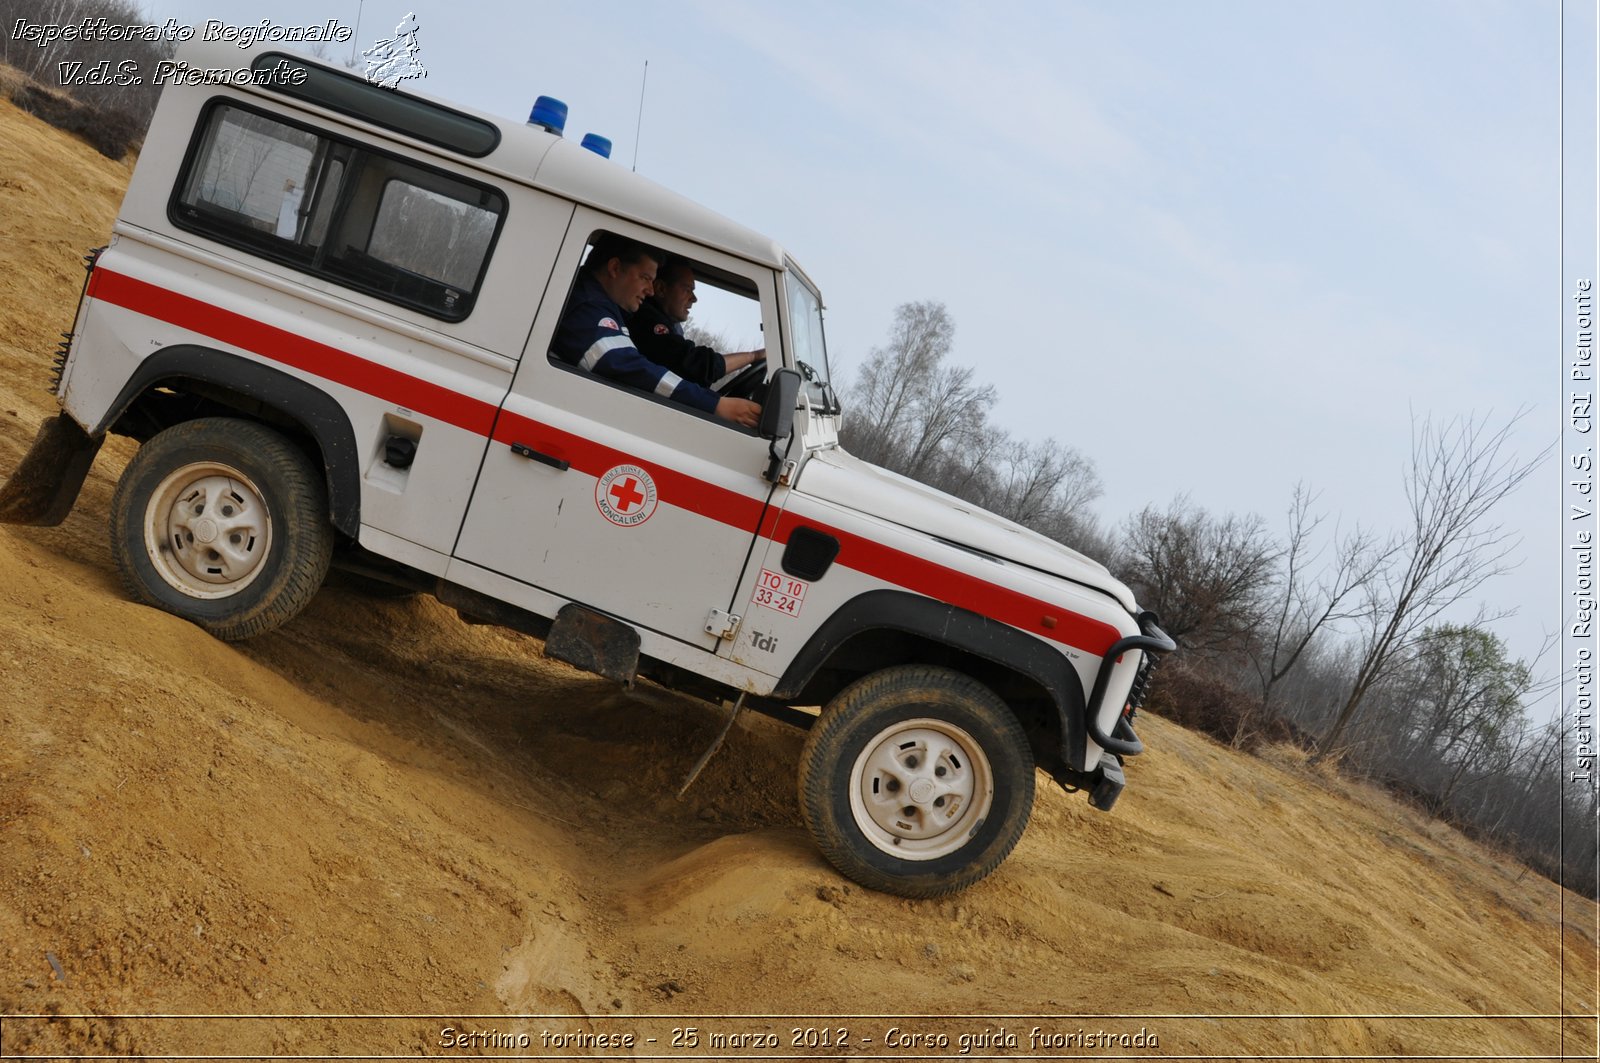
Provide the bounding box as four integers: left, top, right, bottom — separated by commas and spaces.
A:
0, 40, 1172, 897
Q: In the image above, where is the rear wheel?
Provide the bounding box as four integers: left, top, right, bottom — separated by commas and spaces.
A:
798, 665, 1035, 897
110, 418, 333, 641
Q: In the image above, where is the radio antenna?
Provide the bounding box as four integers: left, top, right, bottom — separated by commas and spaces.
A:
632, 60, 648, 172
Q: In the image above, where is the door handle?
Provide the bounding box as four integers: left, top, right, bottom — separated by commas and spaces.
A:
509, 442, 569, 471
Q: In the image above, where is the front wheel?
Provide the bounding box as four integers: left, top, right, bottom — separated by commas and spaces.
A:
110, 418, 333, 641
798, 665, 1035, 898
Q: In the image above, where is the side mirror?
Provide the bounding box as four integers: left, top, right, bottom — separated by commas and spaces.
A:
758, 368, 801, 441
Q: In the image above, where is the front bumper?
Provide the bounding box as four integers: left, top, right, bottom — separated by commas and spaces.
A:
1084, 610, 1176, 758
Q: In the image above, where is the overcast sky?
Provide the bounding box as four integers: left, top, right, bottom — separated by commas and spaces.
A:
111, 1, 1597, 708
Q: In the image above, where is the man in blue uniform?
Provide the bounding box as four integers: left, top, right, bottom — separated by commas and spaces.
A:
629, 256, 765, 386
552, 236, 761, 428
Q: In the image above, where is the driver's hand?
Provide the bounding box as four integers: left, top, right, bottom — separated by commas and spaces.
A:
716, 397, 762, 428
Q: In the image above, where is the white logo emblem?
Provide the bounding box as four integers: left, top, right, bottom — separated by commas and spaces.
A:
363, 12, 426, 89
595, 464, 658, 527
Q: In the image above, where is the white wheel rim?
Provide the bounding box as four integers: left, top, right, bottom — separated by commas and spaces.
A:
847, 717, 996, 861
143, 461, 273, 599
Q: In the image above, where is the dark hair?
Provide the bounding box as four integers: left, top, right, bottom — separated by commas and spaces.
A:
655, 256, 694, 287
585, 232, 660, 275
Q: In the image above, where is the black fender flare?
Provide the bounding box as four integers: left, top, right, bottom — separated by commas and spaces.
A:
95, 345, 361, 537
770, 588, 1091, 771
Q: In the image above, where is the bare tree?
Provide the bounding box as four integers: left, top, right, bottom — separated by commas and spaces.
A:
840, 300, 1103, 552
985, 437, 1102, 527
1119, 496, 1279, 658
1313, 411, 1546, 761
845, 301, 989, 471
0, 0, 176, 123
1, 0, 77, 81
900, 358, 994, 482
926, 428, 1103, 540
1248, 484, 1392, 720
927, 420, 1010, 503
844, 300, 945, 465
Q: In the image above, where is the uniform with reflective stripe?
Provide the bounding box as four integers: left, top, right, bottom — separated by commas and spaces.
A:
551, 275, 719, 413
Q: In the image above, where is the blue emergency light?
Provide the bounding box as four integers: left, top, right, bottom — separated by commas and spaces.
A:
580, 134, 612, 159
527, 96, 567, 135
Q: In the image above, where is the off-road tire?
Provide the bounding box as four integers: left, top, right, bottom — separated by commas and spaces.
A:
110, 418, 333, 641
798, 665, 1035, 898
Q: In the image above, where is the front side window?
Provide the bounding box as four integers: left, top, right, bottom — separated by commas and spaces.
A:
548, 231, 769, 429
173, 102, 506, 321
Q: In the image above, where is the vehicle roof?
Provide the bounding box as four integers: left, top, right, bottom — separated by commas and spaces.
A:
205, 40, 790, 271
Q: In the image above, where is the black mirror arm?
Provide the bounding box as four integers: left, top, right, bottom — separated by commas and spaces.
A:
764, 430, 794, 484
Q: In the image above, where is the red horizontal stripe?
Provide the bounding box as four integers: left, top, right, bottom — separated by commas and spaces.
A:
91, 269, 498, 435
767, 510, 1121, 657
490, 409, 768, 531
491, 410, 1117, 654
96, 268, 1121, 657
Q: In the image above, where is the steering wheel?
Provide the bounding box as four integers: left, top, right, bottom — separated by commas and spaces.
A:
716, 361, 768, 401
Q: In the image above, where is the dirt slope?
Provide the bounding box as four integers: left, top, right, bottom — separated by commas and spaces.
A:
0, 95, 1595, 1060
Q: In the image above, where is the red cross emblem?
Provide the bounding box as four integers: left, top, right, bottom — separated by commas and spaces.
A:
609, 476, 645, 513
595, 464, 658, 527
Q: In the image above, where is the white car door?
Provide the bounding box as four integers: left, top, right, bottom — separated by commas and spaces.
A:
453, 215, 782, 654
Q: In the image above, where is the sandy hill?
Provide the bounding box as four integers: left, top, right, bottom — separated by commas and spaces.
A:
0, 92, 1594, 1060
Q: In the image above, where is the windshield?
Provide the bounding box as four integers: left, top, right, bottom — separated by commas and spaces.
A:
784, 268, 838, 412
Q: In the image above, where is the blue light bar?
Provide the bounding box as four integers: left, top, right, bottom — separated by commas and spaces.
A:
580, 133, 612, 159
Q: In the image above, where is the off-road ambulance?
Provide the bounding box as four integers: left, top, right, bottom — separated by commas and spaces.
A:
0, 39, 1173, 897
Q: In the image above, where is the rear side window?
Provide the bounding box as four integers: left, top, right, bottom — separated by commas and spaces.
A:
172, 101, 506, 321
368, 182, 497, 293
